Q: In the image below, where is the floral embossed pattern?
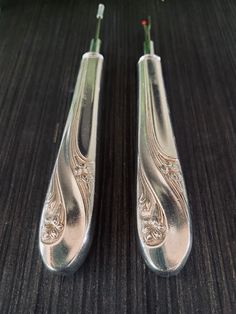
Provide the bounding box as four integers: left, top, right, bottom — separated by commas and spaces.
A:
40, 175, 65, 245
142, 220, 167, 246
41, 207, 64, 244
159, 158, 184, 192
74, 162, 93, 184
138, 167, 168, 247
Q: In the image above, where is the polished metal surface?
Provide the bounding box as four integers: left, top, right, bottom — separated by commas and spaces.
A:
137, 54, 192, 276
39, 52, 103, 273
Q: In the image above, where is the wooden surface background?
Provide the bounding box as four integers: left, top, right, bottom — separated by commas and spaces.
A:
0, 0, 235, 313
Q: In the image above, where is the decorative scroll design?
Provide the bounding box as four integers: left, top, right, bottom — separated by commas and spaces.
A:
138, 74, 188, 247
145, 100, 186, 209
158, 154, 184, 202
138, 165, 167, 247
40, 93, 95, 245
41, 172, 65, 245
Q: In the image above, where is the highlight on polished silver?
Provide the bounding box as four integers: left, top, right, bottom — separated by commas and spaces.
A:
137, 17, 192, 276
39, 4, 105, 274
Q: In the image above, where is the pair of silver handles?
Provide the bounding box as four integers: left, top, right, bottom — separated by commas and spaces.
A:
39, 49, 192, 276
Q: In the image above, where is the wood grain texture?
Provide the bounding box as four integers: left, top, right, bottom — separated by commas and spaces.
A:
0, 0, 235, 313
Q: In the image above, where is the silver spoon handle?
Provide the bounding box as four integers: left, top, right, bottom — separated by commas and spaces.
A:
39, 52, 103, 273
137, 54, 192, 276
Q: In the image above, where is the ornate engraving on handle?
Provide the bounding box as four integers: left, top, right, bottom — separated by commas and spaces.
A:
145, 108, 186, 209
73, 161, 94, 185
152, 147, 185, 207
40, 155, 94, 245
40, 88, 95, 245
39, 54, 104, 274
138, 148, 186, 247
41, 172, 65, 245
138, 67, 188, 247
138, 165, 167, 247
72, 154, 95, 214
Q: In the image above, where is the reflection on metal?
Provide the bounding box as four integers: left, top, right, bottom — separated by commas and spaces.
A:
39, 52, 103, 273
137, 54, 192, 276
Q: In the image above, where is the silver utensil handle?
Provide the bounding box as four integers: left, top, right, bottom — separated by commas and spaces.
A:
39, 52, 103, 273
137, 54, 192, 276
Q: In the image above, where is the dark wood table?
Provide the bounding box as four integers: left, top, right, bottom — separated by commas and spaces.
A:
0, 0, 235, 313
